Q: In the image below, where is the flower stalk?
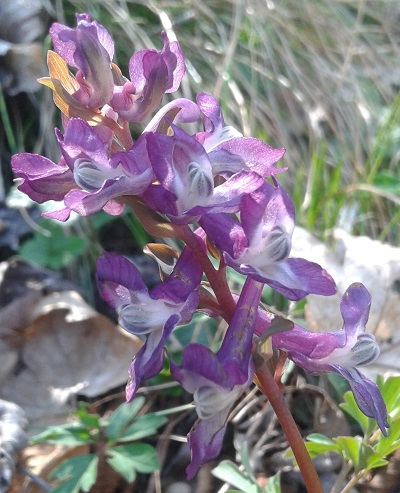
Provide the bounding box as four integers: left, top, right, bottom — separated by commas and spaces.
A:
254, 365, 324, 493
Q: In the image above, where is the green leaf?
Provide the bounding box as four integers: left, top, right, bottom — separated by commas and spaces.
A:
107, 443, 160, 474
286, 434, 340, 464
49, 454, 98, 493
334, 436, 362, 469
118, 413, 167, 442
75, 403, 101, 430
105, 398, 145, 442
30, 425, 94, 446
265, 471, 281, 493
307, 434, 337, 446
211, 460, 261, 493
375, 418, 400, 457
80, 456, 99, 492
377, 376, 400, 418
19, 220, 86, 269
303, 442, 340, 460
373, 171, 400, 195
238, 443, 256, 483
334, 437, 387, 473
340, 391, 375, 435
106, 451, 137, 483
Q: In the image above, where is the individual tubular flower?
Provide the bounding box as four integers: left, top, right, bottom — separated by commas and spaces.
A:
200, 180, 336, 300
142, 123, 266, 224
110, 32, 185, 122
271, 283, 388, 433
195, 93, 286, 178
169, 277, 263, 479
12, 118, 153, 221
96, 248, 202, 400
50, 13, 114, 109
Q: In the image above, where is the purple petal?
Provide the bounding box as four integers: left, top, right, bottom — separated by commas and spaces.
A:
126, 314, 180, 400
96, 253, 148, 309
110, 34, 185, 122
42, 206, 73, 222
63, 161, 152, 216
209, 138, 285, 177
144, 98, 200, 133
142, 184, 179, 217
218, 277, 262, 384
196, 92, 226, 136
335, 367, 388, 435
11, 154, 74, 203
341, 283, 371, 338
239, 257, 336, 300
56, 118, 109, 171
189, 171, 265, 217
240, 182, 295, 244
50, 14, 114, 108
160, 32, 186, 92
151, 246, 203, 304
185, 412, 228, 480
272, 320, 344, 370
199, 213, 247, 260
170, 344, 233, 393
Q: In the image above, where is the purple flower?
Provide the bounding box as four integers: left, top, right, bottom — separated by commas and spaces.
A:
11, 154, 75, 207
272, 283, 388, 433
96, 248, 202, 400
12, 118, 153, 221
142, 123, 265, 224
50, 13, 114, 109
169, 277, 263, 479
110, 32, 185, 122
200, 180, 336, 300
195, 93, 286, 178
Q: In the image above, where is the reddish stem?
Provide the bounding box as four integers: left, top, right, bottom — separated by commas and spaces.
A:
255, 365, 323, 493
177, 226, 236, 322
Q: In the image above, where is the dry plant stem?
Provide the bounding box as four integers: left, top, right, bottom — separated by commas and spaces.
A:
178, 226, 237, 322
255, 365, 324, 493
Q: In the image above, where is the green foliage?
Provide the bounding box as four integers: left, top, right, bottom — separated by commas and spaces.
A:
31, 398, 167, 491
19, 219, 87, 270
288, 376, 400, 491
49, 455, 98, 493
212, 445, 281, 493
212, 460, 281, 493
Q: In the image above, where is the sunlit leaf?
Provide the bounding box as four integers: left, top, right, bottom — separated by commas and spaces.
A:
106, 451, 137, 483
105, 398, 145, 442
212, 460, 261, 493
265, 471, 282, 493
340, 391, 375, 436
107, 443, 160, 475
375, 418, 400, 457
377, 376, 400, 418
117, 413, 167, 442
30, 425, 93, 446
49, 454, 98, 493
334, 436, 387, 473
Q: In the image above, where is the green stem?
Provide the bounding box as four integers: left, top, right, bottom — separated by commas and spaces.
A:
255, 365, 324, 493
330, 461, 352, 493
338, 469, 366, 493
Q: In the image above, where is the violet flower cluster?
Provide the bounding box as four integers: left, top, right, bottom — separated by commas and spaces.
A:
11, 13, 388, 479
